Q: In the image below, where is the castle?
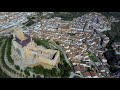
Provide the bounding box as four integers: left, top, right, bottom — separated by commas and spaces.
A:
12, 27, 60, 69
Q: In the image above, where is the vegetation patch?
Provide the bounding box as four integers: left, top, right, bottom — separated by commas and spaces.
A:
6, 36, 14, 65
34, 38, 51, 49
1, 39, 16, 74
67, 33, 76, 36
15, 65, 20, 70
22, 16, 35, 27
54, 12, 88, 21
24, 69, 30, 76
87, 51, 98, 62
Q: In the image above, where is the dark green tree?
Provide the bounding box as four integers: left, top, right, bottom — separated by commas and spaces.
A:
24, 69, 30, 76
15, 65, 20, 70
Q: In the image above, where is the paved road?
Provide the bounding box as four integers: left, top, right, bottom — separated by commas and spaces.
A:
4, 41, 26, 77
51, 43, 80, 78
53, 43, 71, 66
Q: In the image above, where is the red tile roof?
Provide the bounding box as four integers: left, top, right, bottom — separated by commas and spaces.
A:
74, 65, 81, 72
83, 72, 91, 77
79, 66, 86, 72
89, 71, 95, 77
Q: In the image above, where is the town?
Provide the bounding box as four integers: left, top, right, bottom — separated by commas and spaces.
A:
0, 12, 120, 78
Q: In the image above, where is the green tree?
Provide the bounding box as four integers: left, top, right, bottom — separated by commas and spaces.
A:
50, 68, 57, 77
43, 69, 48, 78
15, 65, 20, 70
6, 37, 14, 65
33, 65, 44, 74
33, 74, 36, 78
24, 69, 30, 76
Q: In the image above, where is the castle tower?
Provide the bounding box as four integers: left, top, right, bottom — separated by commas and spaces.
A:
14, 27, 27, 41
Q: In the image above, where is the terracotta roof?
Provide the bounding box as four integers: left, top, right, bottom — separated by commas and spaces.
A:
79, 66, 86, 72
83, 72, 91, 77
89, 71, 96, 77
94, 38, 99, 44
74, 65, 81, 72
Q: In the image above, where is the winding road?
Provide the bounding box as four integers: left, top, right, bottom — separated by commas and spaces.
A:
0, 39, 26, 78
52, 43, 71, 66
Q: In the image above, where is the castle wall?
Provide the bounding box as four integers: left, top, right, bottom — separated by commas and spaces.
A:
12, 39, 60, 69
